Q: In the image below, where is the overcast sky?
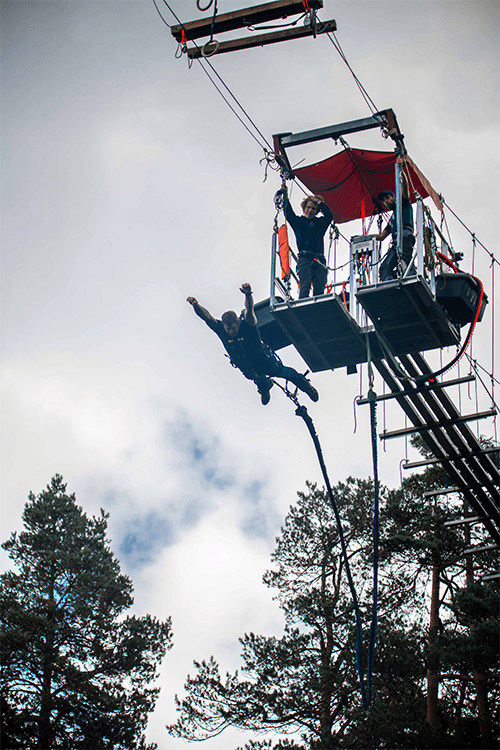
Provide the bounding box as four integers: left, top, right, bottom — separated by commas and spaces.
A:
1, 1, 499, 747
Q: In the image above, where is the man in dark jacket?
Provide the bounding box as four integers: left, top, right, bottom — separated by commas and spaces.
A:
187, 283, 319, 405
374, 172, 415, 281
283, 189, 333, 298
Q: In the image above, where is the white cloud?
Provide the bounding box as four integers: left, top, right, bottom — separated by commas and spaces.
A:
1, 1, 498, 747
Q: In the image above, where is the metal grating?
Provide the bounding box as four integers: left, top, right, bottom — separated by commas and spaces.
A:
374, 351, 499, 543
271, 295, 384, 372
357, 276, 460, 355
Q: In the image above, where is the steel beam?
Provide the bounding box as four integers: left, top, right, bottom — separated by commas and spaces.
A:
379, 409, 497, 440
444, 516, 494, 527
185, 20, 336, 58
277, 114, 388, 149
373, 355, 499, 542
356, 374, 475, 406
463, 544, 499, 555
402, 445, 500, 470
423, 486, 487, 498
481, 572, 500, 581
171, 0, 324, 42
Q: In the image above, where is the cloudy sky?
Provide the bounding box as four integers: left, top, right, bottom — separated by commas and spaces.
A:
1, 1, 499, 747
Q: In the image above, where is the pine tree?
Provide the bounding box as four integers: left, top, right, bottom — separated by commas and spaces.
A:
1, 475, 172, 750
167, 479, 428, 749
382, 439, 499, 750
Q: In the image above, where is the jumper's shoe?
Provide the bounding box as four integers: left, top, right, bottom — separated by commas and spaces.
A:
258, 381, 273, 406
261, 389, 271, 406
298, 376, 319, 403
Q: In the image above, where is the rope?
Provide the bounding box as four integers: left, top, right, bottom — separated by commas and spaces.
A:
152, 0, 172, 27
464, 354, 500, 413
325, 31, 379, 116
442, 200, 498, 268
272, 380, 379, 710
201, 0, 220, 57
339, 136, 381, 212
415, 260, 485, 384
491, 250, 496, 441
294, 402, 378, 709
197, 55, 272, 149
246, 13, 307, 31
365, 336, 380, 706
196, 61, 271, 151
158, 0, 273, 154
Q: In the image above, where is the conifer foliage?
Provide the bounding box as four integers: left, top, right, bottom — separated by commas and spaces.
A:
167, 473, 498, 749
1, 475, 172, 749
167, 479, 428, 749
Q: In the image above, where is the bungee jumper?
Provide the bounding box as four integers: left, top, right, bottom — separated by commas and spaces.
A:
372, 171, 415, 282
159, 2, 500, 718
281, 186, 333, 298
187, 283, 319, 405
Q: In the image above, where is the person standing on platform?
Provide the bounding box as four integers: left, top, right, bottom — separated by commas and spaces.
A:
282, 187, 333, 298
374, 172, 415, 281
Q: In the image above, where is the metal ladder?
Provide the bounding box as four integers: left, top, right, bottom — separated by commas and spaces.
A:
359, 350, 499, 544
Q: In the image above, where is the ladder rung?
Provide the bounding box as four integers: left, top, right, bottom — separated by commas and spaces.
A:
171, 0, 325, 42
357, 374, 475, 405
402, 445, 500, 469
423, 485, 487, 498
463, 544, 499, 555
185, 21, 336, 59
380, 409, 497, 440
444, 515, 495, 527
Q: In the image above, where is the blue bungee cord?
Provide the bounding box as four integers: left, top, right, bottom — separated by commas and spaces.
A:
271, 357, 381, 708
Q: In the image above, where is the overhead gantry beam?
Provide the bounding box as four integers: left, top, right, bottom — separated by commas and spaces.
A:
185, 20, 336, 59
272, 109, 401, 178
170, 0, 335, 60
171, 0, 325, 42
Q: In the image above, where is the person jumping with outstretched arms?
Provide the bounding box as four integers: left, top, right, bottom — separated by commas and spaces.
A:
187, 283, 319, 405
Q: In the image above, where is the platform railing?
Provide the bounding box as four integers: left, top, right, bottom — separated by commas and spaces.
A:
270, 196, 448, 321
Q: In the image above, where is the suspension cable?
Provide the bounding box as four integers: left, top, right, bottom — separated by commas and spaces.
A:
365, 335, 379, 706
464, 354, 500, 411
492, 260, 497, 442
195, 61, 272, 152
339, 136, 382, 210
199, 55, 273, 150
325, 30, 379, 115
442, 200, 498, 267
157, 0, 273, 154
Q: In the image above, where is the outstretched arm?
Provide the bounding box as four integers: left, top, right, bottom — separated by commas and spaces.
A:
402, 170, 410, 200
282, 185, 300, 230
187, 297, 218, 329
240, 283, 257, 327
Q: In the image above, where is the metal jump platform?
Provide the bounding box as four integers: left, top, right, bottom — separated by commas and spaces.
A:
270, 293, 383, 373
356, 275, 460, 355
255, 112, 498, 544
262, 274, 463, 373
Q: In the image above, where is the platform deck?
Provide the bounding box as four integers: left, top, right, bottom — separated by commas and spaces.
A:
271, 294, 383, 372
356, 276, 460, 355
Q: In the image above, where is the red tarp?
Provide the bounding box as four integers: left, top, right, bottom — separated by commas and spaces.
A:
293, 148, 443, 224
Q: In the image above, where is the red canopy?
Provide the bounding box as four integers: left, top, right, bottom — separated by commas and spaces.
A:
293, 148, 442, 224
